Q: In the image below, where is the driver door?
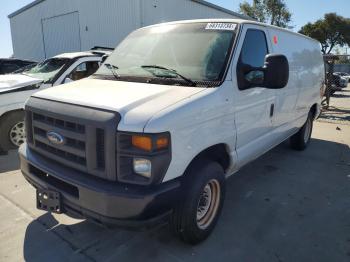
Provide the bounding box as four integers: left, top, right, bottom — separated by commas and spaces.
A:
232, 24, 276, 167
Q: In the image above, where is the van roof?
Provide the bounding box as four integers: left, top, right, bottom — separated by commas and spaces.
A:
144, 19, 319, 43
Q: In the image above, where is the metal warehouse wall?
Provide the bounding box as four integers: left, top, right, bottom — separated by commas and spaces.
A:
9, 0, 243, 61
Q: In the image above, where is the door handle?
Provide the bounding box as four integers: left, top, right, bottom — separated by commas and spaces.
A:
270, 104, 275, 117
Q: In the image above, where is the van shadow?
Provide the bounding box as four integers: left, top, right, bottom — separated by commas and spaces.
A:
0, 150, 20, 173
23, 138, 350, 262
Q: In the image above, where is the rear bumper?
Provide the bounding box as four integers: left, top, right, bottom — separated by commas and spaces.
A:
19, 144, 181, 228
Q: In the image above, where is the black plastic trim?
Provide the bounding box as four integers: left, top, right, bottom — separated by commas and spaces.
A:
117, 132, 172, 185
26, 97, 120, 181
19, 144, 181, 226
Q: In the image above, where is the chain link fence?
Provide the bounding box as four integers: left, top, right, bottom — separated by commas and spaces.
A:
323, 55, 350, 109
319, 55, 350, 125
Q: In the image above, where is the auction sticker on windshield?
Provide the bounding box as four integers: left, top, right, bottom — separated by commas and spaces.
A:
205, 23, 236, 31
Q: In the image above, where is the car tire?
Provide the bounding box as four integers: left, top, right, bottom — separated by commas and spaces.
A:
170, 160, 225, 244
0, 111, 25, 152
290, 112, 313, 151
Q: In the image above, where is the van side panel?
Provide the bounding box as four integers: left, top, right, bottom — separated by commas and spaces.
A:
267, 28, 324, 126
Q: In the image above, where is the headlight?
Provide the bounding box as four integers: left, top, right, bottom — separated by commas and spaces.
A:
117, 132, 171, 185
133, 158, 152, 178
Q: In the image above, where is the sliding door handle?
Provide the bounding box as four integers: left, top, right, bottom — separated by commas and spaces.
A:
270, 104, 275, 117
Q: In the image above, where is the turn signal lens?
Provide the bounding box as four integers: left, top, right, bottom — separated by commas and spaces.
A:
132, 135, 152, 151
156, 137, 169, 150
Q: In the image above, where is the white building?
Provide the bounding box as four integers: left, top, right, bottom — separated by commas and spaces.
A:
8, 0, 250, 61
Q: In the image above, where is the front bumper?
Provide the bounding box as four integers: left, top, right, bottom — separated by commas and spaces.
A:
19, 144, 181, 227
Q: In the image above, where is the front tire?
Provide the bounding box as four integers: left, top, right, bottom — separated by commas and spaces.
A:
0, 111, 25, 152
170, 161, 225, 244
290, 112, 313, 151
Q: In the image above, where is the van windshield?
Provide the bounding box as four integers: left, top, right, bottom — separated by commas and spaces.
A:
23, 58, 69, 83
95, 22, 237, 87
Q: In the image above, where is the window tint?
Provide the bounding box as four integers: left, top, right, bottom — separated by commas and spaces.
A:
240, 29, 268, 68
237, 29, 268, 90
68, 61, 99, 81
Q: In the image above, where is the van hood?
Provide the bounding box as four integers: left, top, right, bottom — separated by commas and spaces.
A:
0, 74, 42, 93
32, 78, 206, 131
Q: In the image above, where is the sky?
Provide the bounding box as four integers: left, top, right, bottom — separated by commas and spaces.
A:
0, 0, 349, 58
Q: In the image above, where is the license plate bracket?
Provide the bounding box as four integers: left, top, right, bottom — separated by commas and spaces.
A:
36, 189, 62, 214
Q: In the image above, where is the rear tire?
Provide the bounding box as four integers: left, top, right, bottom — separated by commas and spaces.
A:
290, 112, 313, 151
0, 111, 25, 152
170, 160, 225, 244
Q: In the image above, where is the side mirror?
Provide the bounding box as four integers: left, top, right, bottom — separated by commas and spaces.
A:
263, 54, 289, 89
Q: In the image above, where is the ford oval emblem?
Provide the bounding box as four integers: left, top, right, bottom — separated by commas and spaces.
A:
47, 131, 65, 145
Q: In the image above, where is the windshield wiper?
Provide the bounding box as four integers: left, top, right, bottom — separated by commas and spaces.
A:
104, 63, 120, 80
141, 65, 196, 87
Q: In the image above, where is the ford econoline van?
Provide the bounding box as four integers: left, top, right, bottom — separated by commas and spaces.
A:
19, 19, 324, 244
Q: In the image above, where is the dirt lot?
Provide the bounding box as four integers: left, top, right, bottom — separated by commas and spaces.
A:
0, 87, 349, 262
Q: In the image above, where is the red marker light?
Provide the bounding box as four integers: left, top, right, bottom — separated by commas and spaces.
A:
273, 36, 278, 44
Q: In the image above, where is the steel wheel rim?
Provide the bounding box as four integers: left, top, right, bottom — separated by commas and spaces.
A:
304, 118, 311, 143
196, 179, 221, 230
9, 121, 26, 147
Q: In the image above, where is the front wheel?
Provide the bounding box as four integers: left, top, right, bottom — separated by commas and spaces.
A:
0, 111, 26, 152
290, 112, 313, 151
170, 161, 225, 244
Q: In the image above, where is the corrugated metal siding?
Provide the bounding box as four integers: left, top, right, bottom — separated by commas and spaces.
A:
77, 0, 140, 51
142, 0, 236, 26
42, 12, 81, 58
10, 0, 140, 60
10, 0, 241, 61
10, 0, 81, 60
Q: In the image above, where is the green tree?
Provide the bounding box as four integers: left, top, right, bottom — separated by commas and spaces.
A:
239, 0, 292, 28
299, 13, 350, 54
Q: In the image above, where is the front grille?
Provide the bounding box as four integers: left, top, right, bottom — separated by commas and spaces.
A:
31, 113, 87, 170
35, 140, 86, 166
25, 98, 119, 181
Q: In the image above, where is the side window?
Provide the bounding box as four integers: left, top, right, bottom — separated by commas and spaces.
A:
66, 61, 100, 82
237, 29, 269, 90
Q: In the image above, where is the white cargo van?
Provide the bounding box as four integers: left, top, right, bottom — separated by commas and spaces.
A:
19, 19, 324, 244
0, 50, 110, 153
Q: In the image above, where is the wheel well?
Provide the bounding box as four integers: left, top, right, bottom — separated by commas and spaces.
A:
185, 144, 231, 175
310, 104, 318, 120
0, 109, 24, 123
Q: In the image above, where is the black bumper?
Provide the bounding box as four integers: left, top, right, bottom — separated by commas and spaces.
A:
19, 144, 181, 228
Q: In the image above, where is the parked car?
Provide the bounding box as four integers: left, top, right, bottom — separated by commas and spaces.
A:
0, 58, 37, 75
20, 19, 324, 244
334, 72, 350, 82
0, 49, 111, 152
330, 73, 347, 94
